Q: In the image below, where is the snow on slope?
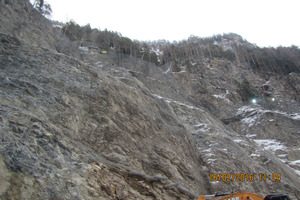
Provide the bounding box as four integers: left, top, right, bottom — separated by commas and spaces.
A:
235, 105, 300, 177
254, 139, 287, 152
152, 93, 203, 111
237, 105, 300, 129
212, 90, 231, 104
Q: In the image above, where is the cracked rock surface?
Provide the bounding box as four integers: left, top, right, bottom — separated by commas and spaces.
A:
1, 0, 300, 199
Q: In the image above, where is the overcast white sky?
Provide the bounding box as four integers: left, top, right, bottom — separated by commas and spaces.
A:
45, 0, 300, 47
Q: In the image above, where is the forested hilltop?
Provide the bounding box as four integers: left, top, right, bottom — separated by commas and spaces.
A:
59, 20, 300, 75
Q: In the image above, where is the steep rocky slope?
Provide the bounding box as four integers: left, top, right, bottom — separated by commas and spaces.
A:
0, 0, 57, 51
0, 32, 206, 199
84, 52, 300, 197
1, 1, 300, 199
0, 0, 80, 57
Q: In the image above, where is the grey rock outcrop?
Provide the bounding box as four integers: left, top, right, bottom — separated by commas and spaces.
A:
0, 0, 56, 51
0, 1, 300, 199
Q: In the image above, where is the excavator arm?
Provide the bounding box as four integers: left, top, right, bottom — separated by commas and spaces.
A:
198, 191, 264, 200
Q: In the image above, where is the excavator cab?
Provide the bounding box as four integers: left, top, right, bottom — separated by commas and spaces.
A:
264, 195, 290, 200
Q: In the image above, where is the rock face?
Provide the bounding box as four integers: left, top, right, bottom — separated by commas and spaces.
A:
1, 1, 300, 200
0, 0, 57, 51
0, 32, 206, 199
0, 0, 80, 57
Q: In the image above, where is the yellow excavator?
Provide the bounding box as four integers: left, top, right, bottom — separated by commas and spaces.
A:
198, 191, 290, 200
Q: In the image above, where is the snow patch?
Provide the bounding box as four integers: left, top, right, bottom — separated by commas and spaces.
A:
250, 153, 260, 157
277, 154, 288, 158
206, 64, 212, 69
212, 90, 231, 103
254, 139, 287, 152
294, 170, 300, 176
289, 160, 300, 165
150, 47, 163, 56
237, 106, 300, 131
238, 106, 300, 121
203, 148, 213, 153
194, 123, 209, 132
152, 94, 203, 111
246, 134, 257, 138
207, 158, 217, 164
212, 95, 230, 103
237, 106, 257, 115
172, 65, 187, 74
209, 143, 219, 147
203, 148, 217, 165
241, 115, 259, 127
95, 61, 104, 68
233, 139, 244, 143
206, 153, 215, 157
289, 113, 300, 120
164, 66, 171, 74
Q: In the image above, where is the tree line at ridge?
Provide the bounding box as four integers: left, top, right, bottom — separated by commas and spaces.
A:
60, 20, 300, 75
30, 0, 299, 76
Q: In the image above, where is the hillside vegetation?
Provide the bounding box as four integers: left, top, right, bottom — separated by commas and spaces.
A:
61, 21, 300, 75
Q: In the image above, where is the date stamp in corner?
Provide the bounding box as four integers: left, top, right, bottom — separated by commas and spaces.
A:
209, 173, 281, 182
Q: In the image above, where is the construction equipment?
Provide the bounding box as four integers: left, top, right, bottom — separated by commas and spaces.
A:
100, 50, 108, 54
198, 191, 290, 200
